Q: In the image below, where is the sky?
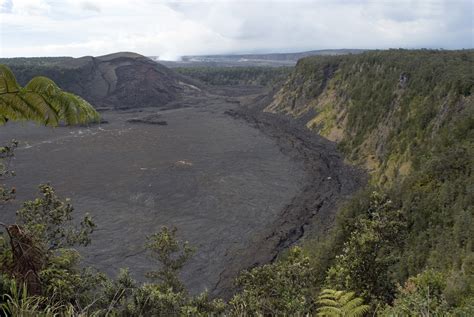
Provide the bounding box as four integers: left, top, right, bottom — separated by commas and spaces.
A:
0, 0, 473, 59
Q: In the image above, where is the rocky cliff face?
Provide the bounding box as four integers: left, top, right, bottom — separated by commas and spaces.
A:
5, 52, 200, 109
265, 50, 473, 184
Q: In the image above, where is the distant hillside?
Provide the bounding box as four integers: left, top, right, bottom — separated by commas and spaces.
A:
267, 49, 473, 182
0, 52, 199, 109
265, 49, 474, 310
156, 49, 366, 67
175, 66, 292, 87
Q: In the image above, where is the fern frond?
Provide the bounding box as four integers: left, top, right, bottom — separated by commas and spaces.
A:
339, 291, 356, 305
343, 298, 364, 311
0, 64, 99, 126
317, 299, 340, 307
317, 306, 342, 316
317, 289, 369, 317
18, 91, 60, 125
346, 304, 370, 317
0, 64, 21, 94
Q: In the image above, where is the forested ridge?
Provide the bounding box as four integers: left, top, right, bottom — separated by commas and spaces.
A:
0, 50, 473, 316
267, 49, 474, 315
175, 66, 292, 87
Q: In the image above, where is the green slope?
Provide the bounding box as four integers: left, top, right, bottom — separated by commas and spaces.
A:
267, 49, 474, 311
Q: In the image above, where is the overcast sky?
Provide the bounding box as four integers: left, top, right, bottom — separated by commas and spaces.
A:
0, 0, 472, 59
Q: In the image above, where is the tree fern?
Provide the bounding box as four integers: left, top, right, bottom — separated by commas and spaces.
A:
317, 289, 370, 317
0, 64, 99, 126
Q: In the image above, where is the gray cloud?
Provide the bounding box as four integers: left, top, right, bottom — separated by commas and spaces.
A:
0, 0, 472, 58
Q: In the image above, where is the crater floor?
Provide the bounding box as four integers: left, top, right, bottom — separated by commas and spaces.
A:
0, 96, 305, 294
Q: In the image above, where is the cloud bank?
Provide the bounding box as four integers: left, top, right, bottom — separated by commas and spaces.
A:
0, 0, 472, 58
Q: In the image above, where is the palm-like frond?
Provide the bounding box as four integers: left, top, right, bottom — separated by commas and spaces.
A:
0, 65, 99, 126
316, 289, 370, 317
0, 64, 21, 93
339, 291, 356, 304
346, 305, 370, 317
318, 306, 343, 315
317, 299, 341, 307
342, 297, 364, 311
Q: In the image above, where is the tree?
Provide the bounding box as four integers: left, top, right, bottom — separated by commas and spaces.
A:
381, 270, 451, 317
0, 140, 18, 203
0, 64, 99, 126
16, 184, 95, 251
326, 192, 406, 304
145, 226, 195, 293
229, 246, 317, 316
317, 289, 369, 317
101, 227, 224, 316
0, 185, 98, 302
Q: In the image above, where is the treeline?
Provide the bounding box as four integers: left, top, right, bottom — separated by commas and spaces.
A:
0, 57, 73, 68
0, 57, 77, 86
0, 58, 78, 87
175, 66, 292, 86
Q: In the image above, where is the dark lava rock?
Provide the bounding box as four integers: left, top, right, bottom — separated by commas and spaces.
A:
127, 114, 168, 125
6, 52, 200, 110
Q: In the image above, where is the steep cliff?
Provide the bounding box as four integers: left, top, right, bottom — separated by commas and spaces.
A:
266, 50, 474, 309
266, 50, 473, 184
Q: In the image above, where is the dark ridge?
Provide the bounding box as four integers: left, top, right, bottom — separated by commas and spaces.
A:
1, 52, 203, 110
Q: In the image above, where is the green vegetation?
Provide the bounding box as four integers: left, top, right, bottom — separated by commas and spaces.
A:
316, 289, 369, 317
0, 64, 99, 126
269, 49, 474, 314
175, 66, 292, 86
0, 66, 101, 314
0, 186, 223, 316
229, 246, 317, 315
0, 65, 99, 232
0, 57, 73, 68
0, 141, 17, 203
1, 50, 472, 315
0, 190, 363, 316
270, 50, 472, 178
